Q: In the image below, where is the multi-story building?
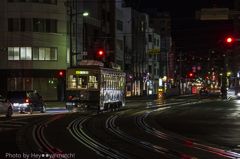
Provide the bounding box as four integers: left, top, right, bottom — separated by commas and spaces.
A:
83, 0, 124, 69
142, 9, 172, 81
148, 28, 161, 95
0, 0, 85, 100
120, 6, 147, 96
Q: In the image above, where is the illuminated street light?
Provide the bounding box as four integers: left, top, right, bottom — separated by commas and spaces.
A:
83, 12, 89, 16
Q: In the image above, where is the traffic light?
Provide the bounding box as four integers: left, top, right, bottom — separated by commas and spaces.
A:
98, 50, 104, 56
96, 48, 104, 61
59, 71, 63, 78
189, 73, 194, 77
226, 37, 233, 43
206, 76, 209, 79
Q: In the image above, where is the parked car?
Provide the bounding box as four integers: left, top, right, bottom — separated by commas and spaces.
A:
199, 88, 208, 94
0, 95, 13, 117
6, 91, 46, 114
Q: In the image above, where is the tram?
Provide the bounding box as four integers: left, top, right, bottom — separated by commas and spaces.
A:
65, 60, 126, 111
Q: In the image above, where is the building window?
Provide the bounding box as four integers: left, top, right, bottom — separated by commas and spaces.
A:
33, 18, 57, 33
149, 34, 152, 42
9, 0, 57, 4
116, 39, 123, 50
117, 20, 123, 31
149, 20, 154, 24
8, 18, 19, 31
107, 11, 110, 22
20, 47, 32, 60
33, 47, 57, 60
8, 47, 20, 60
21, 18, 32, 31
157, 39, 159, 46
8, 47, 57, 61
154, 38, 156, 45
8, 47, 32, 60
149, 65, 152, 73
102, 9, 105, 26
33, 18, 44, 32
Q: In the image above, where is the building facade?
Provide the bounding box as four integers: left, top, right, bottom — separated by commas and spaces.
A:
0, 0, 84, 100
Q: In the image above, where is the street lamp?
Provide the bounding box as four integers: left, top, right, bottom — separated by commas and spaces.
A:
65, 2, 88, 67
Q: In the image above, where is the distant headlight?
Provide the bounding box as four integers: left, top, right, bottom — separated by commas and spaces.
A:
237, 93, 240, 96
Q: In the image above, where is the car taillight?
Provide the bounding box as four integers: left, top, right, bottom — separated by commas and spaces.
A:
26, 99, 29, 103
69, 95, 73, 99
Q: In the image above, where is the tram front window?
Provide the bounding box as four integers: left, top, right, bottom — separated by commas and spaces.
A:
77, 76, 87, 89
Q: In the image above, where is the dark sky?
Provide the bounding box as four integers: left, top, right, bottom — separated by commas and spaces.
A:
125, 0, 235, 55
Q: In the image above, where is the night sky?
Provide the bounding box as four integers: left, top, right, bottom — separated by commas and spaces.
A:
125, 0, 235, 56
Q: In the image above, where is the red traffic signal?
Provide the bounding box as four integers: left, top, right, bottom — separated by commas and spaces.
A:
189, 73, 194, 77
98, 50, 104, 56
226, 37, 233, 43
59, 71, 63, 76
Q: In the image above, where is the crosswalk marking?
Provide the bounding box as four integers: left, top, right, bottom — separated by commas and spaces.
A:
0, 127, 19, 131
0, 124, 22, 127
4, 121, 28, 124
0, 120, 28, 132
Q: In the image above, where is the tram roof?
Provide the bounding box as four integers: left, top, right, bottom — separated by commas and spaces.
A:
70, 60, 124, 72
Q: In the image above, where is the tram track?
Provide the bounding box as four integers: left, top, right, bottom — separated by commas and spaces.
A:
135, 101, 240, 159
68, 115, 130, 159
32, 114, 66, 159
27, 99, 231, 159
106, 114, 195, 159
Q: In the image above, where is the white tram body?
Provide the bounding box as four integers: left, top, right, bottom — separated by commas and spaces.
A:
65, 60, 126, 111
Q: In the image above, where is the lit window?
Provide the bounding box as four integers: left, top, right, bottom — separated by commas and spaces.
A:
88, 76, 98, 89
77, 76, 87, 89
33, 47, 57, 60
20, 47, 32, 60
67, 75, 76, 89
8, 47, 20, 60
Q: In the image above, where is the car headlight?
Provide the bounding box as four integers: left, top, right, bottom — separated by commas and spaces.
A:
237, 93, 240, 96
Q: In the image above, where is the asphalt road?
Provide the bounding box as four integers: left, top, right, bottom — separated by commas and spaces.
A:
2, 95, 240, 159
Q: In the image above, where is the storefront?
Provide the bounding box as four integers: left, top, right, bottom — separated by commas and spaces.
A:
0, 69, 65, 101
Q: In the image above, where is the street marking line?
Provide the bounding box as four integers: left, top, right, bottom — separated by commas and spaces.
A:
0, 127, 19, 131
4, 121, 28, 124
0, 124, 22, 127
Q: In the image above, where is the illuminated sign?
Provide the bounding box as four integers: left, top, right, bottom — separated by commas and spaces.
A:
129, 74, 133, 79
149, 49, 160, 54
163, 76, 167, 82
157, 92, 163, 100
76, 71, 89, 74
158, 88, 163, 92
159, 78, 162, 86
192, 87, 197, 94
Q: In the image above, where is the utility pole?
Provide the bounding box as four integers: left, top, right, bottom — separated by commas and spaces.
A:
65, 2, 88, 67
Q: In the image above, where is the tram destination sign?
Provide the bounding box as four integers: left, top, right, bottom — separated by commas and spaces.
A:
76, 71, 89, 74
